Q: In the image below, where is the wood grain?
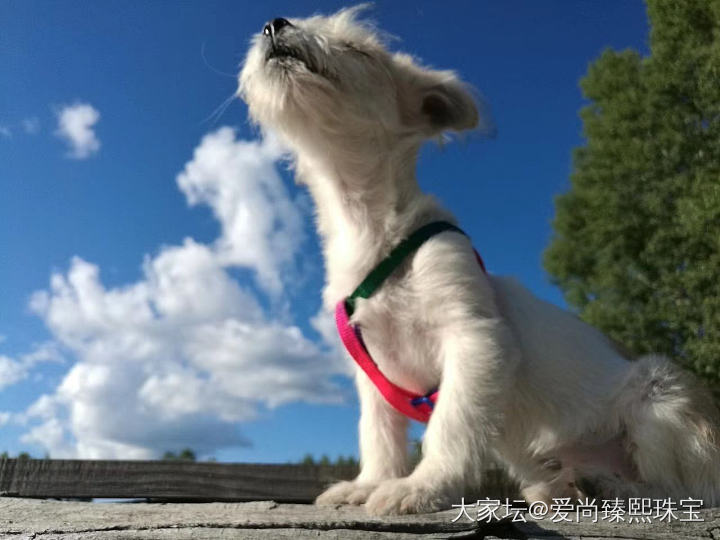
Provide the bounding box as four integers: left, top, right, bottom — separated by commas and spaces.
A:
0, 459, 517, 502
2, 498, 719, 539
0, 459, 357, 502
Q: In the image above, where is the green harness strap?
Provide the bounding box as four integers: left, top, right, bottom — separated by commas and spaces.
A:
345, 221, 467, 315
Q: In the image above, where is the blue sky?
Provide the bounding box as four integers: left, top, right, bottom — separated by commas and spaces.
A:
0, 1, 648, 462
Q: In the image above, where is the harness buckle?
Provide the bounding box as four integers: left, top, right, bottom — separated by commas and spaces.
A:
410, 394, 435, 410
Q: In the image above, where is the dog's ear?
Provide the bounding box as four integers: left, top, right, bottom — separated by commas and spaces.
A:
420, 79, 479, 133
392, 53, 488, 136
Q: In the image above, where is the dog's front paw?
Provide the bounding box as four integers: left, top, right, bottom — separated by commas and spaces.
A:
364, 477, 452, 515
315, 480, 378, 506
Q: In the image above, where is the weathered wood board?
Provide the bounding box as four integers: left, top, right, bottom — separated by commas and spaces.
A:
0, 459, 517, 502
0, 499, 476, 539
1, 498, 720, 539
0, 459, 357, 502
2, 460, 717, 538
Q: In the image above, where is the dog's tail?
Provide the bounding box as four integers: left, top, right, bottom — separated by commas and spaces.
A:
615, 354, 720, 506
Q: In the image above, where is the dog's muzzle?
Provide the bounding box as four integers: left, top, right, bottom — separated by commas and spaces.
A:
263, 17, 292, 40
263, 17, 297, 61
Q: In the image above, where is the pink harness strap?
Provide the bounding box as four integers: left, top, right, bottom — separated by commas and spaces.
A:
335, 248, 486, 423
335, 300, 437, 423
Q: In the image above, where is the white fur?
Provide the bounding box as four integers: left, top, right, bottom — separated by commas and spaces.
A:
239, 6, 720, 515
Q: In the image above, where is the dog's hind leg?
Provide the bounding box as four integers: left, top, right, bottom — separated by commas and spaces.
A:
519, 437, 636, 505
520, 459, 583, 505
615, 355, 720, 506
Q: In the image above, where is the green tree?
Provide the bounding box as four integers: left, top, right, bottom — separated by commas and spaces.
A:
162, 448, 197, 462
544, 0, 720, 392
335, 455, 359, 467
178, 448, 196, 461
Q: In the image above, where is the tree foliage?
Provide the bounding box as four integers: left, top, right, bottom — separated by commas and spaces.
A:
544, 0, 720, 390
0, 451, 38, 460
298, 453, 358, 467
162, 448, 197, 462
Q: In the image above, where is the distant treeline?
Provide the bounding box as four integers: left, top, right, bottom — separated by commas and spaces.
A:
298, 441, 422, 467
0, 451, 48, 460
299, 453, 358, 467
0, 444, 422, 466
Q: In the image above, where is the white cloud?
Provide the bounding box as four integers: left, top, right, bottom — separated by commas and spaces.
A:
22, 117, 40, 134
0, 343, 62, 390
177, 128, 304, 294
0, 125, 11, 138
55, 103, 100, 159
21, 128, 350, 459
0, 356, 25, 389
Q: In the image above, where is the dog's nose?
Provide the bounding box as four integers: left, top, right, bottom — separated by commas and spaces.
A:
263, 18, 292, 38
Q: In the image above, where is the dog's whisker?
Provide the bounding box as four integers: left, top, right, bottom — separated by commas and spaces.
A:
200, 42, 240, 79
202, 92, 238, 127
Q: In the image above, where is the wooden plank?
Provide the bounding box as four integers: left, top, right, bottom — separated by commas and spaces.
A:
0, 499, 480, 539
0, 459, 357, 502
0, 459, 517, 502
2, 498, 719, 539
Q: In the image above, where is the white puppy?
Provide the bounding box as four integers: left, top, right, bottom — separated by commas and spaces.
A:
239, 6, 720, 515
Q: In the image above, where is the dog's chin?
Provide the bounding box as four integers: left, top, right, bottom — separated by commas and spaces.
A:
263, 44, 332, 81
266, 44, 299, 61
266, 48, 315, 74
